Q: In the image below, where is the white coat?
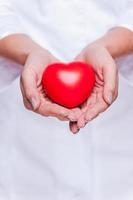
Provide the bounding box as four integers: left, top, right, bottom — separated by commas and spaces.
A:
0, 0, 133, 199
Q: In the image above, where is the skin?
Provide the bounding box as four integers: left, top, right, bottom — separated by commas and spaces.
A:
0, 27, 133, 133
0, 34, 82, 122
70, 27, 133, 133
69, 44, 118, 133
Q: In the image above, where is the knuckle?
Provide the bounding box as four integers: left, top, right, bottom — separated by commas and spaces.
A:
85, 113, 91, 122
40, 108, 50, 117
25, 91, 33, 100
58, 116, 66, 121
60, 109, 68, 117
43, 103, 51, 117
85, 109, 97, 121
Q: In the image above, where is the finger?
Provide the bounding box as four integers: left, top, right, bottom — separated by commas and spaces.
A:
69, 121, 80, 134
77, 113, 86, 128
66, 105, 86, 131
114, 76, 119, 101
69, 107, 85, 129
21, 68, 41, 110
86, 92, 97, 108
84, 101, 108, 122
49, 104, 82, 121
76, 94, 96, 128
77, 98, 95, 129
20, 81, 33, 110
103, 63, 117, 105
69, 107, 82, 121
36, 101, 75, 121
47, 103, 70, 121
73, 108, 85, 128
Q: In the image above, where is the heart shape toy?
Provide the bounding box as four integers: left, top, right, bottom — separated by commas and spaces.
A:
42, 62, 95, 108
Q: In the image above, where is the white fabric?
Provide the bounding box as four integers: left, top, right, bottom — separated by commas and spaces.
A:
0, 0, 133, 199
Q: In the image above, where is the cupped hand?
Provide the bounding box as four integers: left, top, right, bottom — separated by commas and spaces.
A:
69, 44, 118, 133
20, 49, 82, 121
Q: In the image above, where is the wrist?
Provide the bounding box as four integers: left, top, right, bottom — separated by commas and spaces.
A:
0, 34, 50, 65
93, 38, 116, 58
28, 47, 52, 63
86, 38, 119, 59
85, 42, 108, 56
82, 42, 116, 70
24, 47, 53, 72
91, 27, 133, 58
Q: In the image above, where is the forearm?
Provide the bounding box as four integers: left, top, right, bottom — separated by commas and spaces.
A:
92, 27, 133, 58
0, 34, 44, 65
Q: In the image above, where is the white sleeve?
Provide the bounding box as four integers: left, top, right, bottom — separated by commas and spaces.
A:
0, 0, 24, 38
117, 3, 133, 31
115, 3, 133, 86
0, 0, 24, 92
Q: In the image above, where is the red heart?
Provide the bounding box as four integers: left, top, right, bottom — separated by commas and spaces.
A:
42, 62, 95, 108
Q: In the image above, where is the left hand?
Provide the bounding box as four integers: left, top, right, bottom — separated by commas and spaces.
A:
69, 43, 118, 134
20, 49, 81, 122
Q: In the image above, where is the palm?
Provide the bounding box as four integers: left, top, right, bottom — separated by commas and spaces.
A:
69, 69, 108, 132
80, 71, 108, 122
21, 51, 82, 121
35, 67, 82, 121
35, 79, 69, 120
69, 45, 118, 133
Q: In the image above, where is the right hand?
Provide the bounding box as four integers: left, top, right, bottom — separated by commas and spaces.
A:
69, 43, 118, 133
20, 49, 82, 121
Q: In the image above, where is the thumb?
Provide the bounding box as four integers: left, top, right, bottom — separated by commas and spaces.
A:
103, 64, 117, 105
21, 68, 41, 110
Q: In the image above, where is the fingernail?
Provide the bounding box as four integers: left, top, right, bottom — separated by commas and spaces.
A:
107, 93, 113, 104
73, 129, 80, 134
30, 97, 38, 110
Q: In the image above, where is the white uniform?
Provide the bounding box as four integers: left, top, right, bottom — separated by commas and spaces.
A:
0, 0, 133, 199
